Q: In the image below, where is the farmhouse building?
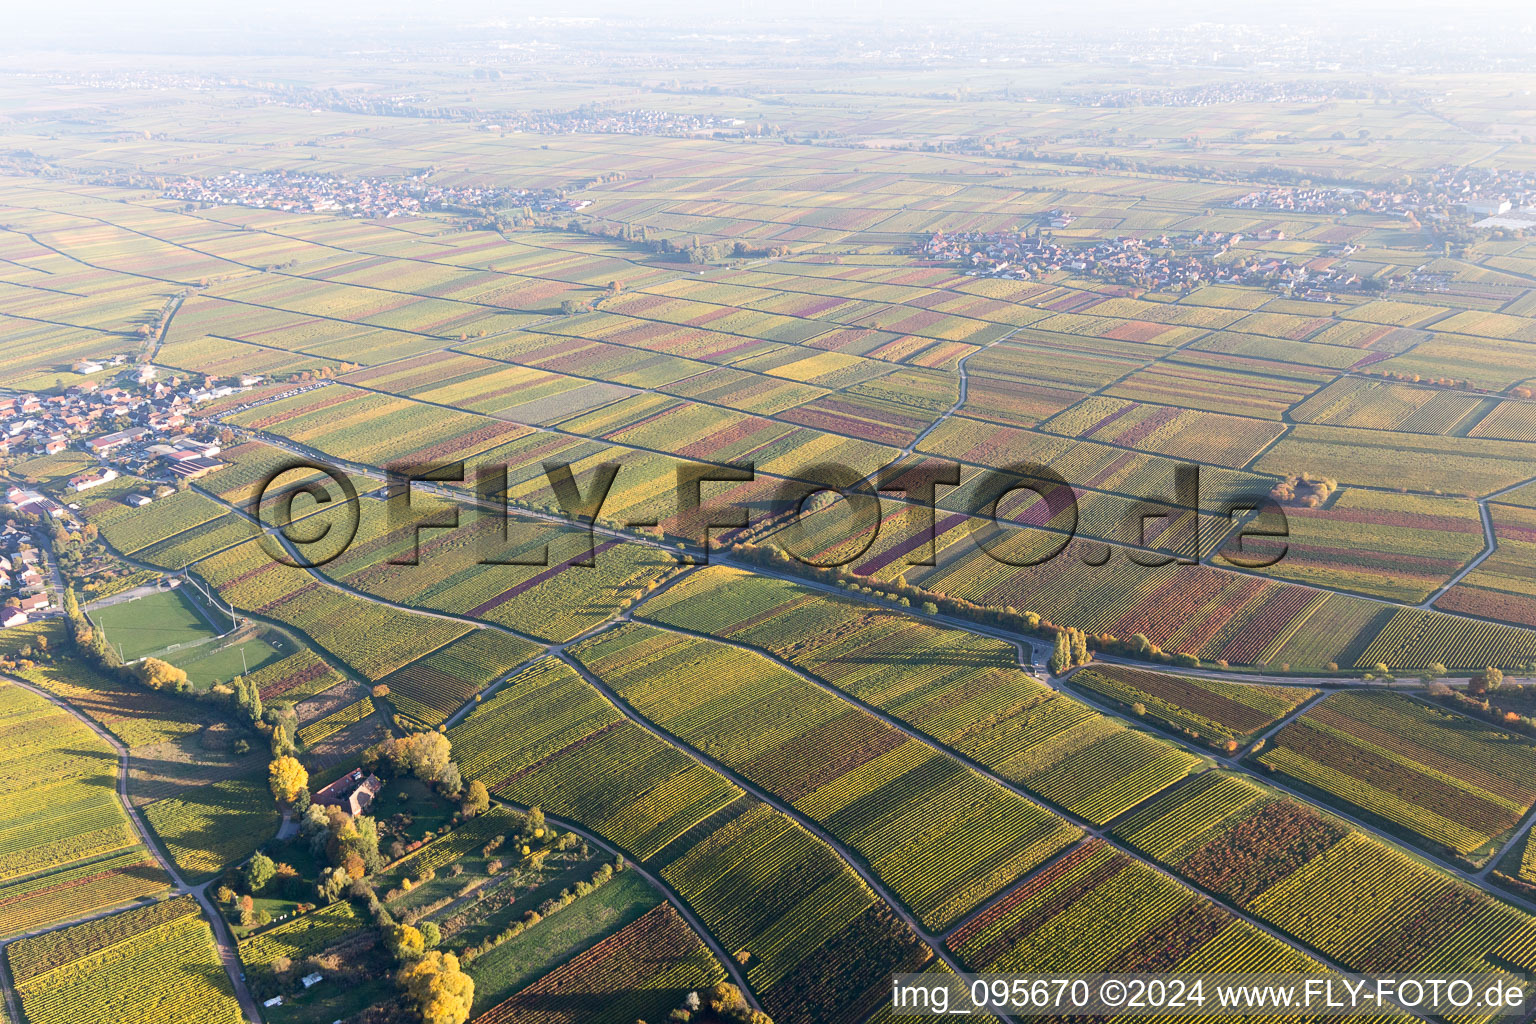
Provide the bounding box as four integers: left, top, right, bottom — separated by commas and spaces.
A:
313, 769, 384, 816
69, 468, 119, 492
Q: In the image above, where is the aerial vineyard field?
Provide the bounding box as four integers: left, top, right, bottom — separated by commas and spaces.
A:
470, 902, 726, 1024
1116, 773, 1536, 979
0, 851, 167, 938
571, 622, 1081, 929
447, 656, 928, 1021
190, 537, 475, 680
7, 645, 208, 749
375, 628, 540, 726
87, 487, 229, 555
1435, 504, 1536, 629
1070, 665, 1317, 747
14, 27, 1536, 1024
296, 694, 374, 746
1256, 489, 1485, 603
948, 838, 1324, 978
450, 657, 742, 860
141, 774, 281, 881
314, 492, 683, 643
658, 801, 928, 1024
0, 678, 141, 883
9, 895, 243, 1024
639, 567, 1201, 822
1256, 691, 1536, 858
133, 515, 252, 570
245, 647, 346, 701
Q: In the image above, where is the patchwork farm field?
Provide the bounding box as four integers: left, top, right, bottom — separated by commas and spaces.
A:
1254, 691, 1536, 861
570, 621, 1082, 930
638, 566, 1203, 823
1069, 664, 1317, 750
947, 837, 1324, 978
447, 657, 929, 1022
8, 896, 243, 1024
0, 678, 161, 934
1115, 773, 1536, 979
470, 902, 726, 1024
10, 31, 1536, 1024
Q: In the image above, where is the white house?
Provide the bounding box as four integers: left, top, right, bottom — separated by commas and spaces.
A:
69, 468, 119, 492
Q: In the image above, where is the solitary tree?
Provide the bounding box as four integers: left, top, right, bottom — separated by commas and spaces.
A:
244, 852, 276, 894
461, 780, 490, 818
269, 756, 308, 805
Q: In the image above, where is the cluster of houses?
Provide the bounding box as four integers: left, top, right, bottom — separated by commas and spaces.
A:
920, 228, 1355, 297
1230, 167, 1536, 226
489, 108, 752, 137
0, 524, 51, 628
5, 485, 72, 521
1230, 186, 1362, 215
162, 171, 579, 219
1083, 81, 1383, 108
0, 369, 254, 475
0, 380, 135, 461
0, 363, 258, 465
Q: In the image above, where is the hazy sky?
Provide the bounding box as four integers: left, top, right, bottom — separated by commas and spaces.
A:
9, 0, 1535, 54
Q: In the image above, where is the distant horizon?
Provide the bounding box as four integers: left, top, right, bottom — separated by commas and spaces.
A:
8, 0, 1535, 57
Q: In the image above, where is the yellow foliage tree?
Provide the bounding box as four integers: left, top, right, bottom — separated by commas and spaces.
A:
398, 951, 474, 1024
385, 923, 425, 962
461, 780, 489, 818
268, 756, 308, 804
137, 657, 188, 691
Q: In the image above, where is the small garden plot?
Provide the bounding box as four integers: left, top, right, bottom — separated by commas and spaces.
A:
471, 902, 725, 1024
465, 870, 663, 1014
438, 843, 611, 953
